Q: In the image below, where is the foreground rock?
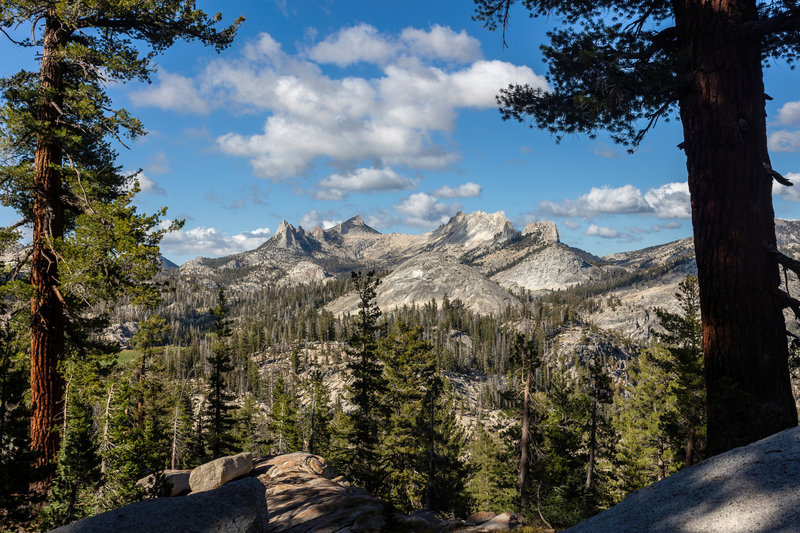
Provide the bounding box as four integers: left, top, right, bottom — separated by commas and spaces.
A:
50, 477, 268, 533
135, 469, 191, 497
566, 426, 800, 532
255, 452, 389, 532
190, 452, 254, 492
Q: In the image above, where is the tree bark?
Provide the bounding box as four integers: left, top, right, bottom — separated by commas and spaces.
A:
675, 0, 797, 455
29, 11, 67, 492
585, 397, 596, 491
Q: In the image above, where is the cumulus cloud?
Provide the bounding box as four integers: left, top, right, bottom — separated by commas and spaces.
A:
299, 209, 341, 230
123, 170, 165, 195
133, 27, 547, 180
316, 167, 415, 198
539, 184, 651, 218
129, 71, 209, 114
776, 100, 800, 126
394, 193, 460, 228
584, 224, 622, 239
540, 182, 690, 219
768, 130, 800, 152
774, 172, 800, 202
643, 182, 691, 219
433, 182, 482, 198
308, 24, 396, 66
400, 25, 482, 63
159, 224, 271, 258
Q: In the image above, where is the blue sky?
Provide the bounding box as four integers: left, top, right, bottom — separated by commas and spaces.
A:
2, 0, 800, 265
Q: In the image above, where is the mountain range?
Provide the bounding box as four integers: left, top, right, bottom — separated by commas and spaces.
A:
172, 211, 800, 339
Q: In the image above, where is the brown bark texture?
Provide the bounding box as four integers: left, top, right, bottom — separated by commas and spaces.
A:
29, 12, 67, 490
675, 0, 798, 454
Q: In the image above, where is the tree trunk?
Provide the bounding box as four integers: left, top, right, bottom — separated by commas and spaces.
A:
518, 369, 531, 512
685, 424, 696, 466
585, 398, 596, 491
675, 0, 798, 455
29, 12, 67, 492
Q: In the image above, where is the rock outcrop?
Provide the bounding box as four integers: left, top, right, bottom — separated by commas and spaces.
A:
566, 426, 800, 532
189, 452, 254, 493
50, 477, 268, 533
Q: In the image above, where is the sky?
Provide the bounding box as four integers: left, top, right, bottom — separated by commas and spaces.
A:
2, 0, 800, 265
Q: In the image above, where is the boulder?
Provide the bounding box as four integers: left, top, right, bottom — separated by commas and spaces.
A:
189, 452, 254, 493
565, 426, 800, 532
49, 477, 268, 533
465, 511, 497, 526
254, 452, 388, 533
135, 470, 191, 497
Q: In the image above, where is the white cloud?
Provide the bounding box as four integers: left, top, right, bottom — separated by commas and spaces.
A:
584, 224, 622, 239
540, 182, 690, 219
400, 25, 482, 63
394, 193, 461, 228
308, 24, 395, 66
644, 182, 691, 219
562, 219, 580, 229
592, 142, 619, 159
146, 151, 171, 175
433, 182, 482, 198
774, 172, 800, 202
539, 184, 652, 218
123, 170, 164, 195
299, 209, 341, 230
129, 71, 209, 114
317, 167, 415, 198
159, 224, 271, 258
133, 27, 547, 180
768, 130, 800, 152
777, 101, 800, 126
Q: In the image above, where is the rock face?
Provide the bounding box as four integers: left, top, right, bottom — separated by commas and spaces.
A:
189, 452, 254, 493
254, 452, 388, 532
326, 252, 521, 316
566, 426, 800, 533
49, 477, 268, 533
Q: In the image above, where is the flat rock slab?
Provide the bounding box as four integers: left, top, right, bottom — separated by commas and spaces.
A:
49, 477, 268, 533
190, 452, 254, 493
567, 426, 800, 533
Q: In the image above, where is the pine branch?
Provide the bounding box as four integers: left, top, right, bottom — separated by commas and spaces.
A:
744, 7, 800, 36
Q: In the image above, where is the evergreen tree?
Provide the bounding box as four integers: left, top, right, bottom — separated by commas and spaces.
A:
473, 0, 800, 453
204, 288, 236, 459
301, 369, 332, 457
0, 1, 242, 489
653, 275, 705, 466
344, 270, 385, 491
268, 376, 301, 454
465, 421, 517, 514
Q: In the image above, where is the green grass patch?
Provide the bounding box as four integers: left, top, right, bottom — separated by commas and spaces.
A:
116, 349, 141, 366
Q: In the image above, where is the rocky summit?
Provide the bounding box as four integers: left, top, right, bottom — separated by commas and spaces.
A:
168, 212, 800, 339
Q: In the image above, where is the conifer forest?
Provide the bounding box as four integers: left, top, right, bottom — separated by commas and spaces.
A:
2, 0, 800, 531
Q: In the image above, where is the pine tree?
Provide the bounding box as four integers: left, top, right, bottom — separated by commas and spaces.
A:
344, 270, 385, 491
473, 0, 800, 453
0, 1, 242, 490
268, 376, 301, 454
653, 275, 705, 466
301, 369, 332, 457
204, 289, 235, 459
465, 421, 517, 514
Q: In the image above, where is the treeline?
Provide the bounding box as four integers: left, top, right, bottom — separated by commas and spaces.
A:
1, 267, 706, 530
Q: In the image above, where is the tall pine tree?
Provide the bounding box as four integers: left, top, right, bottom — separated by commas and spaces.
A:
0, 1, 242, 491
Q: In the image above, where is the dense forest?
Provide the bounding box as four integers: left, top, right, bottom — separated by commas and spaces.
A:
1, 262, 710, 530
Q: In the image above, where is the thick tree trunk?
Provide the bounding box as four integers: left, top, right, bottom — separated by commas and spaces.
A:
675, 0, 797, 455
29, 12, 67, 492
